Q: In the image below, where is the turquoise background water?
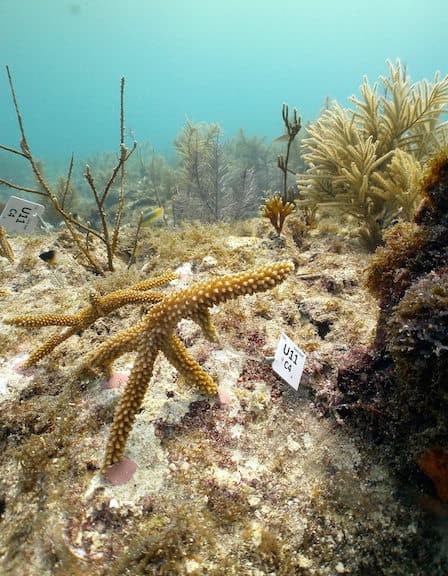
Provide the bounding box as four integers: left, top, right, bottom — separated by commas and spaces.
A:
1, 0, 447, 161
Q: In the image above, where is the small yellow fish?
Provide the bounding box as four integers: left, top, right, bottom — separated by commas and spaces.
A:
140, 206, 164, 226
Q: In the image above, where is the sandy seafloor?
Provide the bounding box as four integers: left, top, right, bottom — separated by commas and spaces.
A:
0, 218, 447, 576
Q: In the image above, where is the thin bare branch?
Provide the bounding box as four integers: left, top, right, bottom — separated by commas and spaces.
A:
1, 67, 137, 274
6, 65, 29, 152
0, 143, 28, 158
127, 212, 144, 269
61, 153, 74, 210
0, 178, 45, 195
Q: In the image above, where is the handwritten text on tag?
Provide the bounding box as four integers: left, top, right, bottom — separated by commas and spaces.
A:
272, 333, 306, 390
0, 196, 45, 234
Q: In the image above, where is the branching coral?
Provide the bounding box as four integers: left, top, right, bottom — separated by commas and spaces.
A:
78, 261, 294, 469
298, 60, 448, 250
5, 271, 177, 368
276, 103, 302, 204
4, 261, 294, 471
261, 104, 302, 235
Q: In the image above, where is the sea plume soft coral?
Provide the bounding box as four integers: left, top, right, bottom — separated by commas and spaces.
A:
298, 60, 448, 250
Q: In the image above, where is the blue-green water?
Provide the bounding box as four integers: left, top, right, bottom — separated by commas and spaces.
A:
1, 0, 447, 161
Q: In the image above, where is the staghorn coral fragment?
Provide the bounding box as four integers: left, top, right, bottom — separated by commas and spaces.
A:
4, 270, 176, 368
82, 261, 294, 471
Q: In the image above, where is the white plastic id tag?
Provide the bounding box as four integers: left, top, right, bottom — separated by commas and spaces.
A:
272, 332, 306, 390
0, 195, 45, 234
